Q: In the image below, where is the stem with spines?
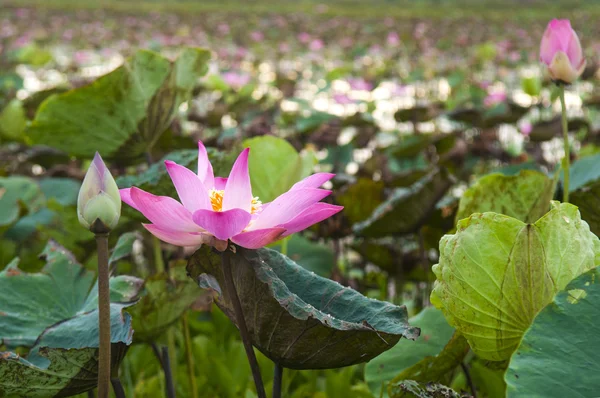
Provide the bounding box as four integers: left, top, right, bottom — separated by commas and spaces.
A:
96, 234, 111, 398
221, 249, 266, 398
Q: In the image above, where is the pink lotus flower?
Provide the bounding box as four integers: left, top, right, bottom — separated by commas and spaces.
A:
120, 142, 343, 250
519, 121, 533, 136
483, 91, 507, 108
222, 71, 251, 90
540, 19, 585, 84
387, 32, 400, 46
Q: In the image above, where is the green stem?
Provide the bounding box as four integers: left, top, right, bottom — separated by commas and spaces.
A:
152, 236, 165, 274
96, 234, 111, 398
559, 86, 570, 203
221, 251, 266, 398
111, 378, 126, 398
152, 236, 177, 375
162, 346, 176, 398
183, 313, 198, 398
280, 236, 289, 256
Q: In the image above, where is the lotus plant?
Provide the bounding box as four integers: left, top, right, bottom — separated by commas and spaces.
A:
120, 141, 343, 250
77, 152, 121, 398
121, 141, 342, 398
540, 19, 584, 202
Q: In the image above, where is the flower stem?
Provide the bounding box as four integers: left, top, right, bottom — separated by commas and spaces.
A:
280, 236, 289, 256
111, 378, 126, 398
559, 86, 570, 203
221, 251, 266, 398
183, 313, 198, 398
96, 234, 111, 398
273, 363, 283, 398
161, 346, 176, 398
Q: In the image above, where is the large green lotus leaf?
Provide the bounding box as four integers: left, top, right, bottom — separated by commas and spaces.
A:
0, 307, 136, 397
431, 202, 600, 361
1, 348, 100, 397
118, 47, 211, 159
242, 136, 316, 203
456, 170, 556, 224
354, 168, 454, 238
27, 48, 209, 160
389, 380, 464, 398
116, 148, 233, 220
187, 246, 420, 370
0, 241, 143, 397
505, 266, 600, 397
365, 307, 455, 398
27, 50, 168, 158
0, 240, 143, 348
5, 178, 82, 241
0, 176, 45, 228
129, 265, 201, 343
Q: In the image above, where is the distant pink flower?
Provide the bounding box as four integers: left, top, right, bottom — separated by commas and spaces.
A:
483, 92, 507, 107
222, 71, 251, 90
333, 93, 355, 105
298, 32, 311, 44
348, 78, 373, 92
218, 23, 230, 35
250, 31, 264, 42
309, 39, 324, 51
15, 8, 29, 18
120, 142, 343, 249
520, 121, 533, 136
340, 37, 354, 48
74, 51, 91, 65
478, 80, 492, 90
387, 32, 400, 46
279, 42, 290, 53
540, 19, 585, 84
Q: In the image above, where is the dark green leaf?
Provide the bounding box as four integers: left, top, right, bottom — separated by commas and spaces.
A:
389, 380, 464, 398
187, 246, 420, 369
0, 241, 143, 397
337, 178, 385, 224
365, 307, 455, 398
354, 168, 454, 238
566, 153, 600, 192
129, 265, 201, 342
388, 333, 470, 397
28, 48, 210, 159
0, 176, 45, 228
0, 240, 143, 348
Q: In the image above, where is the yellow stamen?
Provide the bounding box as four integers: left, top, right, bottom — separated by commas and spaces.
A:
251, 196, 262, 214
209, 189, 262, 215
209, 189, 224, 212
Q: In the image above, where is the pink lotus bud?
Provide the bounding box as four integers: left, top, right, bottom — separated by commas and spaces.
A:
78, 153, 121, 234
540, 19, 585, 84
